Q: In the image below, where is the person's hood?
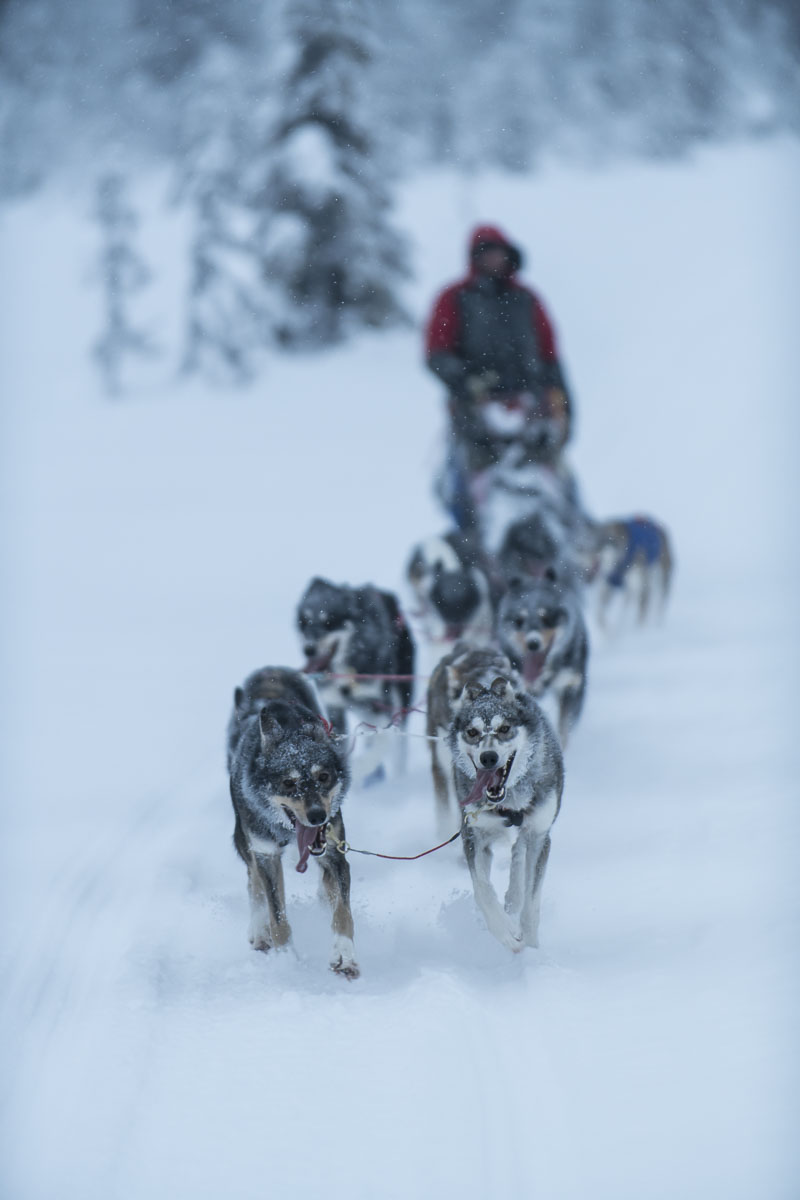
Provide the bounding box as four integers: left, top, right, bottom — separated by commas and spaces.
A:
468, 224, 523, 276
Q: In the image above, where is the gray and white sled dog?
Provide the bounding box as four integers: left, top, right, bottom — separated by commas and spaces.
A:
449, 674, 564, 951
477, 451, 589, 564
227, 667, 359, 979
426, 641, 519, 835
496, 571, 588, 747
297, 577, 416, 784
406, 530, 493, 646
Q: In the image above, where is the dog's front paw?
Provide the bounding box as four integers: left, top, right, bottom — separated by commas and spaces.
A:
485, 913, 524, 952
250, 930, 272, 953
330, 935, 360, 980
500, 929, 525, 953
330, 956, 361, 980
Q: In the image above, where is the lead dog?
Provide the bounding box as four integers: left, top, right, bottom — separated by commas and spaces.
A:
449, 675, 564, 951
496, 571, 588, 747
227, 667, 359, 979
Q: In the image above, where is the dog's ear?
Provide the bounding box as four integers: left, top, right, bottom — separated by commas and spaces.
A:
302, 720, 328, 744
465, 681, 485, 702
446, 664, 462, 698
490, 675, 512, 697
233, 686, 244, 711
505, 575, 524, 594
259, 708, 283, 744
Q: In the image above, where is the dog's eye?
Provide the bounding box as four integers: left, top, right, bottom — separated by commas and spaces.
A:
317, 771, 330, 786
498, 724, 511, 735
465, 727, 480, 741
514, 614, 526, 629
282, 778, 296, 794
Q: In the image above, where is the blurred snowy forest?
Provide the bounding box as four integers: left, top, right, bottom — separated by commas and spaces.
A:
1, 0, 798, 379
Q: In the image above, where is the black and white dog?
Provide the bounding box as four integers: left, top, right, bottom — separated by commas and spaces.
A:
478, 454, 587, 558
297, 577, 415, 732
297, 577, 416, 784
406, 531, 493, 645
449, 674, 564, 951
227, 667, 358, 979
496, 571, 588, 747
426, 642, 519, 835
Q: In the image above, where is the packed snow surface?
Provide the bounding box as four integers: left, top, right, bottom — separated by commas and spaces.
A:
1, 139, 798, 1199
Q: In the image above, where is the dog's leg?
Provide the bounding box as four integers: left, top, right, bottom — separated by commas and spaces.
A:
431, 735, 454, 837
657, 546, 673, 620
638, 559, 653, 624
504, 829, 527, 921
319, 816, 359, 980
393, 687, 409, 777
557, 683, 583, 749
463, 824, 523, 951
246, 857, 272, 951
251, 852, 291, 951
351, 723, 389, 788
519, 832, 552, 948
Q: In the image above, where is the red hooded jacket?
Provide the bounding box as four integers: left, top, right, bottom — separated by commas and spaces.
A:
425, 225, 564, 395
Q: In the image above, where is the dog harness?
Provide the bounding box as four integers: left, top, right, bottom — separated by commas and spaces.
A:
607, 517, 662, 589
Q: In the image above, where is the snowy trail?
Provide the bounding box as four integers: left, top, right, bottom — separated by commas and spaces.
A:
2, 140, 799, 1199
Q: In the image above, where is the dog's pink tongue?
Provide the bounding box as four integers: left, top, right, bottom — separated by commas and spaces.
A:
295, 824, 320, 873
523, 649, 547, 684
303, 648, 334, 674
461, 767, 504, 808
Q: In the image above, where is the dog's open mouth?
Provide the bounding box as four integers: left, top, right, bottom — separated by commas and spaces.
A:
522, 648, 548, 684
283, 808, 329, 873
303, 641, 338, 674
461, 752, 516, 808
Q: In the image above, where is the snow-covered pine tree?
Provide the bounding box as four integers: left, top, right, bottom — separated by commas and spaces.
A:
93, 172, 158, 396
254, 0, 409, 349
178, 49, 274, 384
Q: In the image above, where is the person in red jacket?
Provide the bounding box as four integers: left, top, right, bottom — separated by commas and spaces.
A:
425, 225, 572, 525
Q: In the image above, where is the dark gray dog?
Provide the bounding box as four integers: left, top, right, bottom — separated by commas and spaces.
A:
496, 571, 588, 747
297, 577, 415, 735
449, 676, 564, 951
227, 667, 358, 979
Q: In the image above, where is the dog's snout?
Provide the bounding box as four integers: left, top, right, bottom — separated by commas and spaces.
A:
480, 750, 499, 769
303, 643, 317, 658
526, 634, 542, 651
305, 803, 327, 827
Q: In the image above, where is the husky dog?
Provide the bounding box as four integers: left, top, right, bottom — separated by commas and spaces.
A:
592, 516, 674, 626
496, 571, 588, 747
227, 667, 358, 979
495, 509, 575, 584
426, 642, 518, 834
478, 453, 586, 558
297, 577, 415, 732
406, 530, 493, 644
449, 676, 564, 950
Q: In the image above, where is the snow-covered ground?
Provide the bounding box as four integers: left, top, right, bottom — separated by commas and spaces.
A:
1, 139, 798, 1199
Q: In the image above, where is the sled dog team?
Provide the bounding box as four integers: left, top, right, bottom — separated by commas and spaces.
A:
227, 467, 673, 980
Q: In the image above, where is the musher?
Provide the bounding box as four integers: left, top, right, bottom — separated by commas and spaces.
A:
425, 224, 573, 527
